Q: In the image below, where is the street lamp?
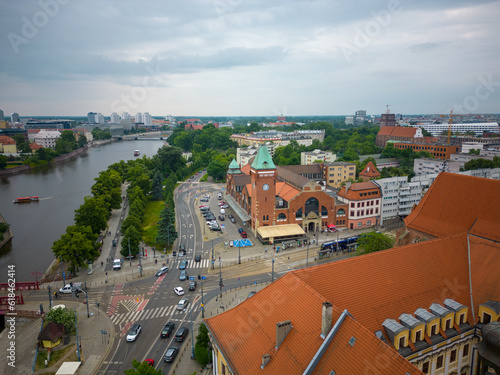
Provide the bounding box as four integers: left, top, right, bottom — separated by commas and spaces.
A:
272, 258, 275, 282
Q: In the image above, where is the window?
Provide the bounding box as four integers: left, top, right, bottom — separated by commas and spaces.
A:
367, 220, 371, 226
483, 312, 492, 324
357, 222, 362, 227
459, 313, 466, 325
357, 202, 360, 208
295, 208, 302, 219
422, 361, 429, 374
450, 349, 457, 363
436, 355, 443, 369
399, 336, 405, 348
305, 197, 319, 216
350, 211, 354, 217
463, 344, 469, 357
415, 330, 422, 342
445, 319, 452, 330
321, 206, 328, 216
337, 209, 345, 216
263, 215, 266, 221
277, 213, 286, 220
431, 324, 438, 335
350, 203, 355, 208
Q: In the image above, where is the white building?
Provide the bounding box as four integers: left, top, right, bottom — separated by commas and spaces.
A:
135, 113, 143, 124
409, 122, 499, 136
121, 112, 131, 121
237, 145, 259, 166
449, 153, 494, 169
345, 116, 354, 125
480, 148, 500, 158
374, 176, 426, 223
300, 149, 336, 165
34, 130, 61, 149
143, 112, 152, 126
414, 158, 460, 175
95, 113, 104, 124
110, 112, 120, 124
461, 142, 484, 153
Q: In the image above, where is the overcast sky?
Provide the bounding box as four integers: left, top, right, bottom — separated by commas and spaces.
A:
1, 0, 500, 117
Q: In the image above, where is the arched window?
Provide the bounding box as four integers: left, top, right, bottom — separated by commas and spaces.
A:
305, 198, 319, 216
278, 213, 286, 220
337, 208, 345, 216
321, 206, 328, 216
295, 208, 302, 219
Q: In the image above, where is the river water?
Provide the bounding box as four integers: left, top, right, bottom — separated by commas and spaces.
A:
0, 140, 165, 283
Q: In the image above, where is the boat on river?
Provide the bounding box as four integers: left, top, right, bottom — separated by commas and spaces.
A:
134, 150, 140, 156
13, 196, 39, 203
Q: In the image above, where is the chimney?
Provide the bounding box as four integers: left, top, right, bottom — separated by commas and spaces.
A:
261, 354, 271, 369
321, 302, 333, 338
275, 320, 292, 349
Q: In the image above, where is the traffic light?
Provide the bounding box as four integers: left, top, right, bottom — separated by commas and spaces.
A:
219, 278, 224, 287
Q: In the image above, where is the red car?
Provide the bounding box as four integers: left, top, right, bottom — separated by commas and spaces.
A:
241, 231, 247, 238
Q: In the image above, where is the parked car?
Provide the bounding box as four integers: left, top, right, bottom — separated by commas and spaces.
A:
164, 346, 179, 363
220, 208, 225, 215
241, 231, 247, 238
161, 322, 175, 338
175, 327, 189, 342
179, 260, 188, 270
238, 228, 244, 234
179, 270, 188, 281
200, 198, 209, 202
230, 217, 236, 223
177, 298, 189, 310
195, 254, 201, 262
174, 287, 184, 296
155, 266, 168, 277
221, 204, 229, 209
126, 324, 141, 342
247, 291, 257, 299
188, 281, 197, 291
228, 214, 233, 219
210, 226, 221, 232
218, 215, 225, 221
229, 240, 234, 247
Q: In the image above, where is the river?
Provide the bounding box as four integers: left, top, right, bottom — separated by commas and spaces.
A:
0, 140, 166, 283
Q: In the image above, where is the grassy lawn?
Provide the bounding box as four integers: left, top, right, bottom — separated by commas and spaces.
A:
36, 344, 76, 370
142, 199, 165, 247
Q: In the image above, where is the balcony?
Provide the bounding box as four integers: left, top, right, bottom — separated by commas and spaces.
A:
399, 197, 411, 203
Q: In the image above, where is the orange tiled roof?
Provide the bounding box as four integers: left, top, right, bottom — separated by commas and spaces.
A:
0, 135, 15, 145
241, 164, 251, 175
245, 183, 252, 198
276, 181, 300, 202
359, 161, 380, 178
30, 143, 43, 150
338, 181, 381, 200
404, 172, 500, 238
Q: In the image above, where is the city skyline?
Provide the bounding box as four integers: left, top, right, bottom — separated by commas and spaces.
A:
1, 0, 500, 117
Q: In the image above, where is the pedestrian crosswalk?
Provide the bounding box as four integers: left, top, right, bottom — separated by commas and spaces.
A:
110, 304, 199, 326
173, 259, 210, 269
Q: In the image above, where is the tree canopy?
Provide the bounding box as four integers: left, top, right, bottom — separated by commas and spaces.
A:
52, 225, 98, 275
124, 359, 164, 375
356, 231, 394, 256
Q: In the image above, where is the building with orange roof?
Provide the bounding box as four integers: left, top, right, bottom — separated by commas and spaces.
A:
29, 142, 43, 152
394, 142, 460, 160
225, 147, 346, 243
376, 126, 424, 147
0, 135, 17, 153
206, 172, 500, 374
337, 181, 382, 229
358, 160, 380, 181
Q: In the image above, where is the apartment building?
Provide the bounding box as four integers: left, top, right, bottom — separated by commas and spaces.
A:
323, 162, 356, 188
449, 153, 494, 169
300, 149, 336, 165
337, 181, 382, 229
414, 158, 460, 176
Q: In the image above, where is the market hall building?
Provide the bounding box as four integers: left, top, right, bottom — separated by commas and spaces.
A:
225, 146, 347, 245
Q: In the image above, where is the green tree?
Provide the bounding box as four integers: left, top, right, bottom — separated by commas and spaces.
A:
45, 307, 77, 334
52, 225, 98, 275
124, 359, 164, 375
121, 226, 141, 258
74, 196, 109, 235
195, 323, 212, 367
55, 130, 78, 154
151, 170, 164, 200
356, 232, 394, 256
420, 127, 433, 137
0, 155, 7, 169
77, 134, 88, 148
207, 159, 228, 181
156, 206, 178, 246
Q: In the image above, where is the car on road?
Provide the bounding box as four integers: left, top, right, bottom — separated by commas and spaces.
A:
200, 198, 209, 202
174, 287, 184, 296
161, 322, 176, 338
155, 266, 168, 277
177, 298, 189, 310
179, 244, 185, 252
179, 270, 188, 281
218, 215, 225, 221
126, 324, 141, 342
164, 346, 179, 363
188, 281, 197, 291
195, 254, 201, 262
241, 231, 247, 238
175, 327, 189, 342
179, 260, 188, 270
144, 359, 154, 366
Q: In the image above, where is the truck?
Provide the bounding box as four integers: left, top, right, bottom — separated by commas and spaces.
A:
59, 282, 83, 295
113, 259, 122, 270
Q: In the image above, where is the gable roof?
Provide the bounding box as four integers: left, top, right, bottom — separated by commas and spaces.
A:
276, 181, 301, 202
38, 322, 65, 341
404, 172, 500, 238
338, 181, 381, 200
250, 146, 276, 170
378, 126, 417, 137
276, 166, 310, 189
359, 161, 380, 178
280, 164, 323, 176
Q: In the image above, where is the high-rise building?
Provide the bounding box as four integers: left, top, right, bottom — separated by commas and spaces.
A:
135, 113, 143, 124
0, 109, 4, 122
11, 112, 20, 123
355, 110, 366, 125
110, 112, 120, 124
87, 112, 97, 123
143, 112, 152, 126
380, 113, 396, 127
121, 112, 131, 121
95, 113, 104, 124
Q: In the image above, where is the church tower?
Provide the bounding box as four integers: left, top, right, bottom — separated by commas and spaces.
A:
250, 146, 277, 231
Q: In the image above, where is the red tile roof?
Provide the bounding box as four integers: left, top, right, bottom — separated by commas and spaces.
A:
338, 181, 381, 200
359, 161, 380, 178
405, 172, 500, 238
0, 135, 15, 145
276, 181, 300, 202
378, 126, 417, 137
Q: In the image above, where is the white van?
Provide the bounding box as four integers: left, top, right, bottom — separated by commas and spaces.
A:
218, 192, 222, 200
220, 208, 225, 215
113, 259, 122, 270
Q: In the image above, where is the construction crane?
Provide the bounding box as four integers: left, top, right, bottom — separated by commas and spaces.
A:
440, 110, 455, 145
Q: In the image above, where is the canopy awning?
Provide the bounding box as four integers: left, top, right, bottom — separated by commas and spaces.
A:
223, 194, 251, 222
328, 224, 336, 229
257, 224, 305, 242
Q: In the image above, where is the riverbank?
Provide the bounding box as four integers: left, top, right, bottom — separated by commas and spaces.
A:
0, 212, 14, 249
0, 139, 114, 177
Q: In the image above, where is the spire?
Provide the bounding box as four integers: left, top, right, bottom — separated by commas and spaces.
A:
251, 146, 276, 170
227, 158, 243, 174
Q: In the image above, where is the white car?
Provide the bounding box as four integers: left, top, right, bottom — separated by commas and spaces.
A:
177, 298, 189, 310
207, 221, 218, 226
174, 287, 184, 296
126, 324, 141, 342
